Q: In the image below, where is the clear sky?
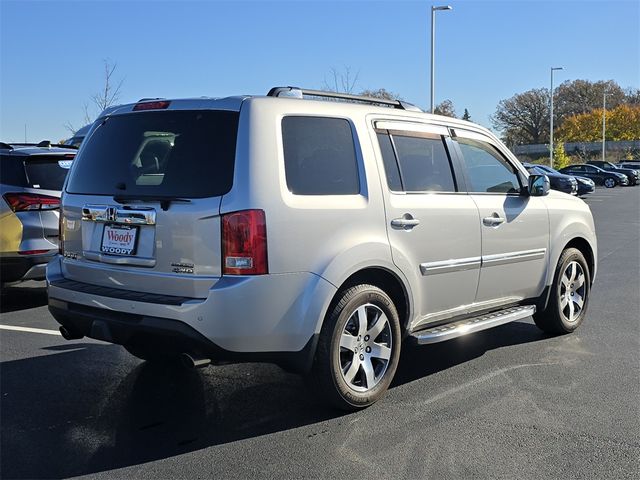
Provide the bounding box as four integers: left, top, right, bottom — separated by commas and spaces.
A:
1, 0, 638, 142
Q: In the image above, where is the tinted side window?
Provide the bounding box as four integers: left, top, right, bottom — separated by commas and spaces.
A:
392, 135, 456, 192
456, 138, 521, 193
376, 132, 402, 191
0, 155, 28, 187
282, 117, 359, 195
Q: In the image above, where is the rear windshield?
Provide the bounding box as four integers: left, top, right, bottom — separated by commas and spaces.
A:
1, 154, 72, 190
66, 110, 239, 197
24, 157, 73, 190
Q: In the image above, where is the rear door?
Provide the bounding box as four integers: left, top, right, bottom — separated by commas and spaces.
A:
60, 108, 239, 298
374, 121, 481, 330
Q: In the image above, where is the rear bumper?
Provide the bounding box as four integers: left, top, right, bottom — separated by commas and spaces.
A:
48, 297, 318, 373
46, 256, 336, 371
0, 253, 55, 283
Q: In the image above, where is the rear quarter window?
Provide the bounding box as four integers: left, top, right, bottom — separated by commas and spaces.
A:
282, 116, 360, 195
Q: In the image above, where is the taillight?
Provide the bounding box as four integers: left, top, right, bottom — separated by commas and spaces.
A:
222, 209, 268, 275
3, 193, 60, 212
18, 250, 50, 255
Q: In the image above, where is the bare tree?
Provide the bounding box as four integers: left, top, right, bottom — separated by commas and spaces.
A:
323, 66, 360, 94
65, 59, 124, 134
92, 60, 124, 112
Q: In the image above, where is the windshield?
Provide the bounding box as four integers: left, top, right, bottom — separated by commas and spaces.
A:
1, 154, 72, 190
66, 110, 239, 197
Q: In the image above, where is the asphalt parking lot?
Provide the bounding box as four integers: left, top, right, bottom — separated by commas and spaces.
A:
1, 186, 639, 480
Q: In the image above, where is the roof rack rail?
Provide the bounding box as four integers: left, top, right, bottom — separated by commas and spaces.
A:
267, 86, 422, 112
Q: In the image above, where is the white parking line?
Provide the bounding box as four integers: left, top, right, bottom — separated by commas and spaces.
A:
0, 325, 61, 336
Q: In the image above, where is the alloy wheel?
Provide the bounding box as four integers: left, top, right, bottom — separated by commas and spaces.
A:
559, 261, 586, 323
338, 303, 392, 392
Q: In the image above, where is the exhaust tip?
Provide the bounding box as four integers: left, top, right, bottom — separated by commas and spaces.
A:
181, 353, 211, 369
59, 326, 83, 340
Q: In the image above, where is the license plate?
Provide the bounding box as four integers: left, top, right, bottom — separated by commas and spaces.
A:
101, 224, 138, 256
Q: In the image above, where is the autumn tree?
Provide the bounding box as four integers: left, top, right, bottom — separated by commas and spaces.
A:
491, 88, 550, 146
556, 104, 640, 142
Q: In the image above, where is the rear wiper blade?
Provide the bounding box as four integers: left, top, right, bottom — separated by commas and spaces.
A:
113, 194, 191, 211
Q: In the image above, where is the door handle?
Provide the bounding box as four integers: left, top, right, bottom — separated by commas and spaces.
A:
391, 214, 420, 230
483, 214, 505, 227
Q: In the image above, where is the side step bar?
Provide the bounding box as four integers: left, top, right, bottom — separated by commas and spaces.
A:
410, 305, 536, 345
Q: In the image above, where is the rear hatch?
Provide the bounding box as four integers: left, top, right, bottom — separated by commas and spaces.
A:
60, 108, 239, 298
1, 153, 74, 252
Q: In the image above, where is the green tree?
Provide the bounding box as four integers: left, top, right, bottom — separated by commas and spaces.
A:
553, 142, 571, 169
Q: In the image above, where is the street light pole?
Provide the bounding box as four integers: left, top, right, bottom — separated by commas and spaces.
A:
430, 5, 452, 113
602, 91, 609, 161
549, 66, 563, 168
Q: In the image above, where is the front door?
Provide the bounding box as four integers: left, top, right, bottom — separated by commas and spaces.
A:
451, 130, 549, 308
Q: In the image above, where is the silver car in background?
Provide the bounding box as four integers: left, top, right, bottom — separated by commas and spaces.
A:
1, 142, 75, 285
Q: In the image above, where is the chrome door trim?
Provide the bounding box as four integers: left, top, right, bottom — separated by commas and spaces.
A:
82, 205, 156, 225
482, 248, 547, 267
420, 256, 481, 276
420, 248, 546, 276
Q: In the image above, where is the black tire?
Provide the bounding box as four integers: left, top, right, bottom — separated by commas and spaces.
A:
123, 344, 179, 363
534, 248, 591, 334
310, 284, 402, 411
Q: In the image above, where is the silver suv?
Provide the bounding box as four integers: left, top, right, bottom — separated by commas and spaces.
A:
1, 142, 75, 285
47, 88, 597, 410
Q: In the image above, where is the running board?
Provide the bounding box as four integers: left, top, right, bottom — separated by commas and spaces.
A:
410, 305, 536, 345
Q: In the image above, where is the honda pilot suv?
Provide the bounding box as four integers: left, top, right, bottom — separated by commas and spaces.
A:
47, 88, 597, 410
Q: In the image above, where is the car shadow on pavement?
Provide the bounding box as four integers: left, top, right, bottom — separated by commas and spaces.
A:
0, 282, 48, 313
0, 320, 548, 479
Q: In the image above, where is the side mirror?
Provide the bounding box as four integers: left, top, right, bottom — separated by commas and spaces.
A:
528, 174, 550, 196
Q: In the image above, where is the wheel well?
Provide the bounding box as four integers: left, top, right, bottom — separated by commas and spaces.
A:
564, 237, 595, 283
338, 268, 410, 334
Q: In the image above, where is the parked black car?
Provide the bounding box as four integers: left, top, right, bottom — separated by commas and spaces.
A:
559, 164, 628, 188
532, 163, 595, 196
587, 160, 639, 186
522, 163, 577, 195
